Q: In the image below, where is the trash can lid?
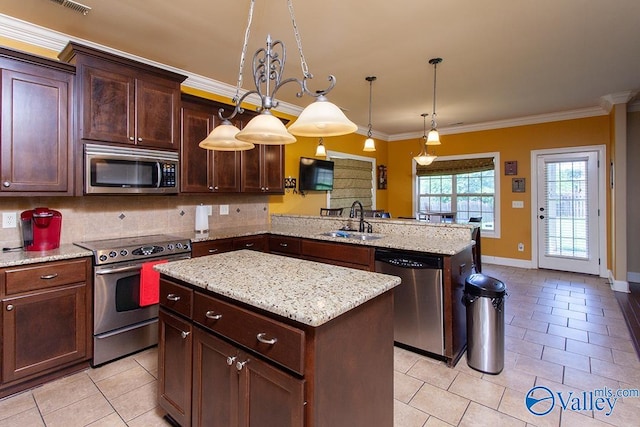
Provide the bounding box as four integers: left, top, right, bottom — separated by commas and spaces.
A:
465, 273, 506, 298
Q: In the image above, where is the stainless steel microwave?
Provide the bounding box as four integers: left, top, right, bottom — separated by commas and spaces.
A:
84, 144, 179, 194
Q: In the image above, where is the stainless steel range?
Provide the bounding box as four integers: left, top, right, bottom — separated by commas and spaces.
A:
75, 234, 191, 366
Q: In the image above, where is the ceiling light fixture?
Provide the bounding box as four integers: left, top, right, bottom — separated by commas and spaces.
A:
200, 0, 357, 151
363, 76, 377, 152
315, 137, 327, 157
426, 57, 443, 145
413, 113, 438, 166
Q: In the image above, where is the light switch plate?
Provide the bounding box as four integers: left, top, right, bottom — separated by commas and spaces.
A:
512, 201, 524, 208
220, 205, 229, 215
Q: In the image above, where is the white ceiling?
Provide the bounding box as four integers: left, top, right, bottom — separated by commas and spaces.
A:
2, 0, 639, 140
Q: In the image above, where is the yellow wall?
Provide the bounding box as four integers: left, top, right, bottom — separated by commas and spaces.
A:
268, 133, 388, 216
385, 116, 611, 261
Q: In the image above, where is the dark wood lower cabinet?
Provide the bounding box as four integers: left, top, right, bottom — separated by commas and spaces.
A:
0, 257, 92, 398
158, 309, 193, 427
192, 327, 304, 427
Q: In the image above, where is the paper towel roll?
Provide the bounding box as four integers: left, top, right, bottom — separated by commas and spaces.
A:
195, 205, 209, 233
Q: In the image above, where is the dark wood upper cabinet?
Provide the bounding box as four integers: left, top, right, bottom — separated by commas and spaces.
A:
0, 48, 75, 195
59, 42, 186, 151
241, 144, 285, 194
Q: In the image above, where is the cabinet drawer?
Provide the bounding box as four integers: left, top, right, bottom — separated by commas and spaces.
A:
302, 239, 374, 268
192, 239, 234, 257
193, 292, 305, 375
159, 279, 193, 318
3, 258, 88, 295
268, 236, 301, 256
232, 235, 266, 252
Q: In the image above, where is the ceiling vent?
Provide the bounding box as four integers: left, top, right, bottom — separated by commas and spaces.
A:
49, 0, 91, 16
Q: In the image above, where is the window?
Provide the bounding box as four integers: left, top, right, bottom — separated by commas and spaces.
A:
415, 154, 500, 236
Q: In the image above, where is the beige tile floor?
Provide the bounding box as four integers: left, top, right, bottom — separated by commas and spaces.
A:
1, 264, 640, 426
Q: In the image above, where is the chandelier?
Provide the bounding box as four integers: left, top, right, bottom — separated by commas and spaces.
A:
200, 0, 357, 151
413, 113, 438, 166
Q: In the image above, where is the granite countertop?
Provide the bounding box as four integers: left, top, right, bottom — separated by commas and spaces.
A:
155, 250, 401, 327
0, 244, 93, 268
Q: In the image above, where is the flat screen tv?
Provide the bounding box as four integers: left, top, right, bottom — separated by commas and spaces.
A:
299, 157, 334, 191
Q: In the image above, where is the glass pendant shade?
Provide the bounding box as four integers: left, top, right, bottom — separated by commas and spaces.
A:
426, 129, 441, 145
287, 96, 357, 137
199, 121, 255, 151
363, 137, 376, 152
315, 139, 327, 157
414, 153, 437, 166
236, 111, 297, 145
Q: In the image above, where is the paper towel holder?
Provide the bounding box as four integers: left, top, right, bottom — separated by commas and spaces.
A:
195, 204, 210, 234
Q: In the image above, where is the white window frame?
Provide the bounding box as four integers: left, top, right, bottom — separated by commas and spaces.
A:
413, 151, 500, 238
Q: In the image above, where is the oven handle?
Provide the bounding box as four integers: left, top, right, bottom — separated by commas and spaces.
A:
95, 318, 158, 339
95, 255, 190, 275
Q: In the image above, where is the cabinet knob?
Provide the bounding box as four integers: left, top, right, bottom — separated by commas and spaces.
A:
129, 136, 135, 141
236, 359, 249, 371
226, 356, 236, 366
214, 186, 219, 190
2, 181, 10, 187
166, 293, 181, 302
137, 137, 143, 142
205, 310, 222, 320
6, 304, 14, 311
208, 186, 214, 191
181, 331, 190, 339
256, 332, 278, 345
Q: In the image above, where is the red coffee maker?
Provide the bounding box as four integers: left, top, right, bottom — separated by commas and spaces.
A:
20, 207, 62, 251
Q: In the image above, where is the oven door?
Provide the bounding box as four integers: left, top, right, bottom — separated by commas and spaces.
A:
93, 255, 188, 335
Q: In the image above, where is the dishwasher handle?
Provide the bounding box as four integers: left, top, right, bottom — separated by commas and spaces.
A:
375, 249, 442, 269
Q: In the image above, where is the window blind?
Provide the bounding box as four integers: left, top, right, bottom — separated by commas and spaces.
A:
330, 158, 373, 210
416, 157, 494, 176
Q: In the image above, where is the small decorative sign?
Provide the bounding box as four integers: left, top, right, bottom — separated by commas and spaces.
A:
377, 165, 387, 190
505, 161, 518, 175
512, 177, 526, 192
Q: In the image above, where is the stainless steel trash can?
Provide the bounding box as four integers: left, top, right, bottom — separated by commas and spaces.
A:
464, 273, 506, 374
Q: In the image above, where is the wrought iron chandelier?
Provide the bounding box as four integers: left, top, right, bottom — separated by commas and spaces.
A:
199, 0, 357, 151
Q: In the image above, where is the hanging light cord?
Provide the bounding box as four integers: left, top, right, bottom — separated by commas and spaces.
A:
367, 77, 374, 138
429, 58, 442, 129
287, 0, 312, 79
232, 0, 255, 106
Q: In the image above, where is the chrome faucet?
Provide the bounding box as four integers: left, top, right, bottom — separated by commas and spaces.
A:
349, 200, 372, 233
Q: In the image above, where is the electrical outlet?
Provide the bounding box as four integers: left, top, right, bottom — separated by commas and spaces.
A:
2, 212, 17, 228
220, 205, 229, 215
518, 242, 525, 252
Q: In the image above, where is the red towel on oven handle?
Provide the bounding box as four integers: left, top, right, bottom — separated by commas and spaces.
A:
140, 259, 168, 306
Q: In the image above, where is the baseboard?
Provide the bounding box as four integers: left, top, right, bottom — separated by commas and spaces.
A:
628, 271, 640, 283
609, 269, 630, 293
481, 255, 534, 270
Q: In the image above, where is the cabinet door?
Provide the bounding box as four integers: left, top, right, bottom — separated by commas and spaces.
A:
238, 354, 305, 427
135, 78, 180, 149
241, 145, 285, 194
192, 328, 238, 427
0, 66, 72, 194
2, 284, 87, 383
158, 309, 193, 427
211, 150, 241, 192
232, 235, 267, 252
191, 239, 235, 257
80, 65, 134, 144
180, 103, 214, 193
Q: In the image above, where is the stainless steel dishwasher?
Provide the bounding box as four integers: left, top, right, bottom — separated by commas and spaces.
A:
375, 249, 444, 357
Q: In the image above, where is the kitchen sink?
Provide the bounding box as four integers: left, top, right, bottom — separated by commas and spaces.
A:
318, 231, 383, 241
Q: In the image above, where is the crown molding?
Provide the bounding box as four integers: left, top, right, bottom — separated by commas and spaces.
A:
600, 91, 636, 113
0, 13, 305, 117
388, 106, 608, 141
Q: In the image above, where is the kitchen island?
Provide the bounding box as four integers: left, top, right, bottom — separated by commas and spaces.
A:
155, 250, 401, 427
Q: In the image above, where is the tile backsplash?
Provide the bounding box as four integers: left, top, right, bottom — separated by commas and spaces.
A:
0, 195, 269, 247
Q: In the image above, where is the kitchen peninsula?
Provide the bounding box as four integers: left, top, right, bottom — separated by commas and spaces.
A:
155, 250, 401, 427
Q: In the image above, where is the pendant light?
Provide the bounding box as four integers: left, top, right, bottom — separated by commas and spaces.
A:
426, 57, 443, 145
201, 0, 356, 151
315, 137, 327, 157
362, 76, 377, 152
413, 113, 437, 166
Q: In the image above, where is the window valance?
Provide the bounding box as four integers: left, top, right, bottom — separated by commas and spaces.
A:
416, 157, 494, 176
